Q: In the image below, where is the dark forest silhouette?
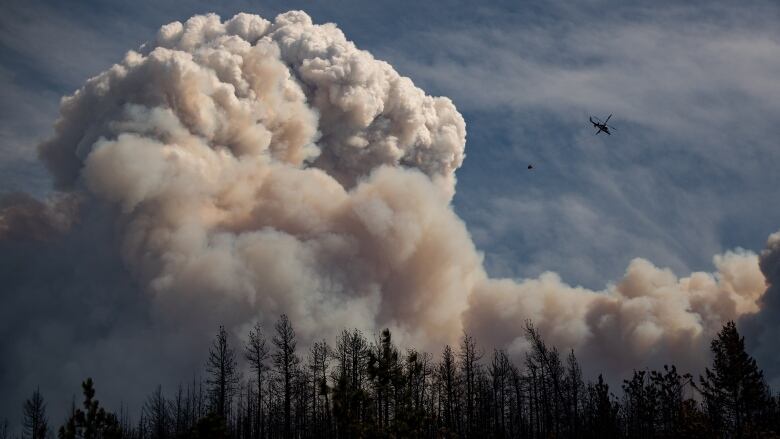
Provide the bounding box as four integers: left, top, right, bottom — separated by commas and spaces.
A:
3, 319, 778, 438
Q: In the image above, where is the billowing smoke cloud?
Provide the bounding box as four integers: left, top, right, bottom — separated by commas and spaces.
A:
467, 251, 766, 375
744, 233, 780, 387
0, 10, 777, 417
37, 11, 471, 346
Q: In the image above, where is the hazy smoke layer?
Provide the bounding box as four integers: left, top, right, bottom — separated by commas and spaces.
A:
1, 11, 776, 416
744, 233, 780, 387
0, 192, 79, 241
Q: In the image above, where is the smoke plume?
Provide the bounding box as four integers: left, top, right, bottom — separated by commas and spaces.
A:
1, 11, 777, 416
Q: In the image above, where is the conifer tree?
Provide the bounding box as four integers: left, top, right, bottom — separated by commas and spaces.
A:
649, 365, 691, 437
368, 329, 401, 430
308, 340, 331, 436
458, 332, 481, 438
206, 325, 240, 420
564, 350, 585, 437
25, 316, 780, 439
438, 345, 458, 434
244, 322, 269, 439
58, 378, 122, 439
586, 374, 619, 439
22, 388, 49, 439
696, 321, 770, 437
272, 314, 299, 438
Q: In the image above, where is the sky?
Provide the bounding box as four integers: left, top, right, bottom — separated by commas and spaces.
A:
3, 0, 780, 288
2, 0, 780, 423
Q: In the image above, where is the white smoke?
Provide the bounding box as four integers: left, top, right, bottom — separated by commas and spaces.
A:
21, 9, 771, 390
466, 251, 765, 374
38, 11, 470, 348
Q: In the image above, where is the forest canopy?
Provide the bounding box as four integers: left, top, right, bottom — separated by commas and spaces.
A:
2, 318, 777, 439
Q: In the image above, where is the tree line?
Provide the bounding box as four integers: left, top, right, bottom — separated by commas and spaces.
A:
3, 317, 779, 438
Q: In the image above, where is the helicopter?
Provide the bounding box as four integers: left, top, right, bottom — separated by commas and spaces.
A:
590, 114, 616, 135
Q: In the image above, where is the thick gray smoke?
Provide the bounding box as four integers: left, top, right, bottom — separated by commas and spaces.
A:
1, 11, 776, 418
744, 233, 780, 387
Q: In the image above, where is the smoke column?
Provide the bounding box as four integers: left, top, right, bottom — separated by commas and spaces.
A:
1, 11, 776, 416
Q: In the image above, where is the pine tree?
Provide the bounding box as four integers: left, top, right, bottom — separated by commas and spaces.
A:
394, 349, 428, 437
564, 350, 585, 437
458, 332, 481, 438
272, 314, 299, 439
438, 345, 458, 435
58, 378, 122, 439
585, 374, 619, 439
367, 329, 401, 431
244, 322, 269, 439
206, 325, 240, 420
308, 340, 330, 437
24, 315, 780, 438
649, 365, 692, 437
622, 370, 659, 439
488, 349, 509, 437
22, 388, 49, 439
696, 321, 770, 438
332, 329, 371, 438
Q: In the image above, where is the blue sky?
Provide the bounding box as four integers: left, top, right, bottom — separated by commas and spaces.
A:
3, 0, 780, 424
2, 0, 780, 291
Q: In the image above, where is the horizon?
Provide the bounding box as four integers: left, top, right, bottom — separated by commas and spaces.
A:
2, 1, 780, 437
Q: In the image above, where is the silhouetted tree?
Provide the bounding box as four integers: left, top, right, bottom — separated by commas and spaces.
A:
458, 332, 481, 438
564, 350, 585, 437
489, 349, 511, 438
189, 412, 227, 439
244, 322, 269, 439
585, 374, 619, 439
308, 339, 331, 438
649, 365, 692, 438
22, 316, 780, 439
142, 386, 170, 439
438, 345, 459, 436
272, 315, 299, 438
170, 384, 189, 438
367, 329, 402, 432
22, 388, 49, 439
524, 321, 566, 438
622, 370, 659, 439
331, 329, 371, 438
206, 326, 240, 421
695, 321, 771, 438
394, 349, 429, 437
58, 378, 122, 439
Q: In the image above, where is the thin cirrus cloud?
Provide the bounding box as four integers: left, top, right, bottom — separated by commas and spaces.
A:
376, 4, 780, 289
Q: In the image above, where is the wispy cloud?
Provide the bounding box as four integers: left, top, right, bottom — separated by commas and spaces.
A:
376, 3, 780, 286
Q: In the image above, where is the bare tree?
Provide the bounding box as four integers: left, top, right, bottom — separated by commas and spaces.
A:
206, 325, 240, 420
459, 331, 481, 437
439, 345, 458, 434
22, 388, 49, 439
272, 314, 299, 439
142, 385, 171, 439
245, 322, 269, 439
308, 340, 330, 435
